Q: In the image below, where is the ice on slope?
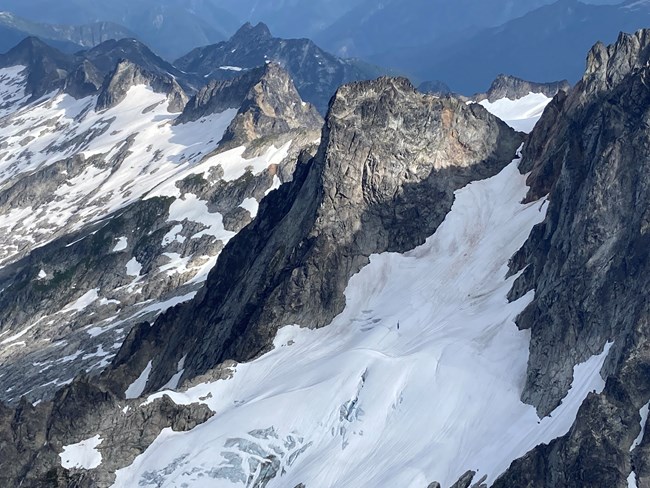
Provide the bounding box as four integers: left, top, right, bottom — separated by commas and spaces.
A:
479, 92, 551, 133
125, 257, 143, 277
60, 289, 99, 313
113, 161, 612, 487
629, 472, 638, 488
239, 197, 259, 217
166, 194, 235, 242
60, 435, 103, 470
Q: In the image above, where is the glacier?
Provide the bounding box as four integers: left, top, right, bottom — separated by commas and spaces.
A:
111, 159, 611, 487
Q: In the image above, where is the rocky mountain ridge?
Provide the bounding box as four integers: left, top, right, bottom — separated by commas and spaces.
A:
474, 74, 571, 103
174, 22, 395, 114
176, 62, 322, 146
106, 75, 523, 410
494, 27, 650, 487
95, 59, 187, 112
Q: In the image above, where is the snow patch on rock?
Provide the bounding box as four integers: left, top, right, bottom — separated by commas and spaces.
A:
59, 434, 103, 470
125, 360, 153, 400
113, 237, 128, 252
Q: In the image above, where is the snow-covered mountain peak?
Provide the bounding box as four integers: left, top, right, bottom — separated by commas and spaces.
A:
101, 72, 524, 409
95, 59, 187, 112
230, 21, 273, 43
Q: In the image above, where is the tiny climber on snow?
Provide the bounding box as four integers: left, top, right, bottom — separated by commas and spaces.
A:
397, 321, 400, 330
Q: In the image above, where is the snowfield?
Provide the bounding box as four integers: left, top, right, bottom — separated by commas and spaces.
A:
0, 78, 300, 404
479, 92, 552, 133
112, 160, 612, 487
0, 85, 238, 267
0, 66, 27, 118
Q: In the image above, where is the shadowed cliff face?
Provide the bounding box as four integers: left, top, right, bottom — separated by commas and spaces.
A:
497, 29, 650, 488
107, 76, 523, 400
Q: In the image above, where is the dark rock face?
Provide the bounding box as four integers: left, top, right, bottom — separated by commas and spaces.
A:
494, 28, 650, 487
64, 59, 104, 98
449, 471, 488, 488
475, 74, 570, 103
0, 378, 212, 488
95, 59, 187, 112
0, 36, 74, 98
107, 76, 522, 401
174, 22, 389, 114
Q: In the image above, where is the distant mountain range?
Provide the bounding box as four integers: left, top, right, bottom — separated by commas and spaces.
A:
0, 11, 136, 54
0, 0, 645, 95
0, 0, 241, 60
375, 0, 650, 93
0, 23, 395, 115
175, 22, 398, 114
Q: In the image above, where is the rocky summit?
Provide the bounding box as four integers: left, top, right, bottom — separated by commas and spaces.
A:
0, 15, 649, 488
106, 75, 522, 397
175, 22, 392, 114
